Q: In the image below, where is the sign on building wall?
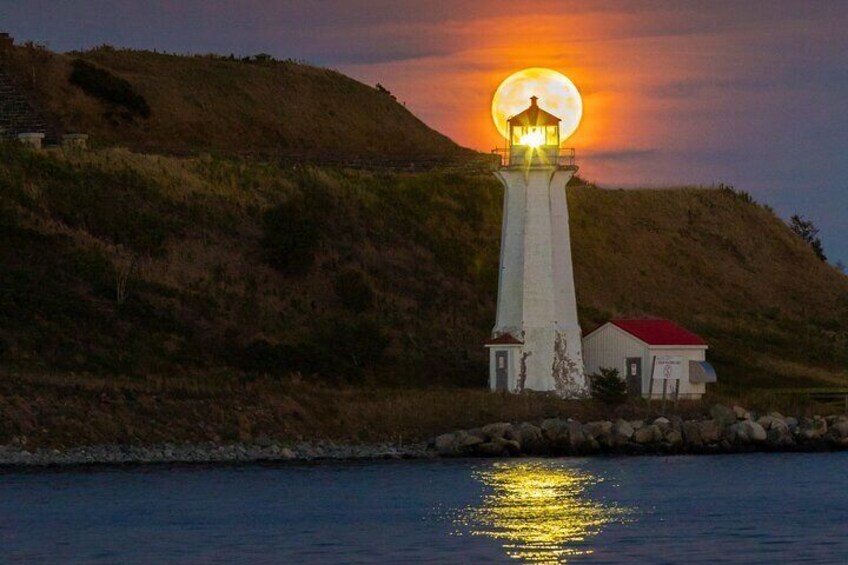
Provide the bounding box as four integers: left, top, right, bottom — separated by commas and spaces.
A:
652, 356, 683, 380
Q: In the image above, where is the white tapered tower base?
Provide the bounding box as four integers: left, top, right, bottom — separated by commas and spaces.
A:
487, 166, 587, 398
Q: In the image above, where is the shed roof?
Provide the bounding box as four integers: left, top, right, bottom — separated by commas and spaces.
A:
484, 333, 524, 346
608, 319, 707, 346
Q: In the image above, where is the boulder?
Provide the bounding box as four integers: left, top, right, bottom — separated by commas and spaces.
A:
682, 421, 703, 447
767, 425, 793, 446
743, 421, 767, 442
733, 405, 751, 420
474, 437, 521, 457
541, 418, 568, 442
613, 419, 635, 439
653, 417, 671, 426
568, 421, 586, 451
517, 423, 544, 453
461, 434, 485, 448
710, 404, 737, 427
434, 433, 459, 456
785, 417, 799, 432
799, 417, 827, 440
482, 422, 512, 440
832, 421, 848, 439
474, 441, 507, 457
633, 425, 660, 444
727, 422, 750, 444
665, 429, 684, 447
698, 420, 722, 443
757, 415, 775, 430
597, 430, 616, 448
583, 421, 613, 440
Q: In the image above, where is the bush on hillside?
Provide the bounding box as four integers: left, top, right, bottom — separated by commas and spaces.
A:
333, 269, 374, 312
261, 198, 321, 274
69, 59, 151, 119
589, 367, 628, 405
261, 174, 333, 274
789, 214, 827, 262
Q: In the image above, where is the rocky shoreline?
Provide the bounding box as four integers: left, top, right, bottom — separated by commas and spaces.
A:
0, 439, 433, 468
2, 405, 847, 468
434, 405, 848, 457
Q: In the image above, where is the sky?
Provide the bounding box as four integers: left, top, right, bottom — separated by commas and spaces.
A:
3, 0, 847, 265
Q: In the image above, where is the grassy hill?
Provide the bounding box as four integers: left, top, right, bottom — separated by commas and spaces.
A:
1, 43, 847, 447
1, 142, 846, 392
2, 43, 466, 158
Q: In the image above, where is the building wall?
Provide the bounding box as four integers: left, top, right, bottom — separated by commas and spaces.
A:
647, 347, 706, 399
583, 324, 647, 378
582, 324, 709, 399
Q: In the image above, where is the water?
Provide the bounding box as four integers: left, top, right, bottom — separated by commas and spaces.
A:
1, 453, 847, 564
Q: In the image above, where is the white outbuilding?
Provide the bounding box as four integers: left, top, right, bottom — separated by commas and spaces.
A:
582, 319, 717, 400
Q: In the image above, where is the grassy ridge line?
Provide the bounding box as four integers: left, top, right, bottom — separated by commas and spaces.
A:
3, 43, 469, 158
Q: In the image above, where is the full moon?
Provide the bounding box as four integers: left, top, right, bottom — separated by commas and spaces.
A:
491, 68, 583, 143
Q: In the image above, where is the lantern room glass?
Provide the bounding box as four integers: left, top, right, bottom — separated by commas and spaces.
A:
510, 125, 560, 147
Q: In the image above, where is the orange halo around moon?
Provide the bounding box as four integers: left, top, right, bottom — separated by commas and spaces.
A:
491, 67, 583, 143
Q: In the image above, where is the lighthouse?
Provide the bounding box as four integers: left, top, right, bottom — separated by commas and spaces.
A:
485, 96, 587, 397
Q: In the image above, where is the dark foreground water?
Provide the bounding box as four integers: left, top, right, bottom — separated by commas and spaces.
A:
2, 453, 847, 564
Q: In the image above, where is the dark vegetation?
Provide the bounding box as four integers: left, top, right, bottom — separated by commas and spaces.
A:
789, 214, 827, 262
589, 367, 628, 406
69, 59, 151, 120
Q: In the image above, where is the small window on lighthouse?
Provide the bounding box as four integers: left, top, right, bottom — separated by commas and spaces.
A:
498, 355, 506, 369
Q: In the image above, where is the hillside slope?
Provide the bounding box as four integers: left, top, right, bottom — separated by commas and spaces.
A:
1, 43, 466, 158
1, 142, 846, 395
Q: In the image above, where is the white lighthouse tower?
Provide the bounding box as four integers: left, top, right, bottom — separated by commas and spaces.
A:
485, 96, 587, 397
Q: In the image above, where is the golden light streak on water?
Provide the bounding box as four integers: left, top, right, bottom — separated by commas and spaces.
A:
457, 461, 630, 564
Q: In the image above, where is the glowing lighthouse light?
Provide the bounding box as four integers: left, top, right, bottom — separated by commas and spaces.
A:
519, 127, 545, 148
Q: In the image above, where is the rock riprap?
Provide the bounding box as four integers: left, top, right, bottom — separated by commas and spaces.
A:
430, 405, 848, 457
0, 440, 432, 467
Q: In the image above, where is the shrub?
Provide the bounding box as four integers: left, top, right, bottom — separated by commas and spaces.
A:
69, 59, 151, 119
589, 367, 627, 405
789, 214, 827, 262
334, 269, 374, 312
261, 198, 322, 274
311, 316, 389, 381
261, 178, 332, 274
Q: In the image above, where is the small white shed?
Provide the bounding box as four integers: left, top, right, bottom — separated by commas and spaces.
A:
582, 319, 717, 400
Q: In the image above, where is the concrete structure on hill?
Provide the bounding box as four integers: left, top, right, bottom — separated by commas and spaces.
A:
582, 319, 717, 400
0, 33, 51, 143
485, 97, 587, 397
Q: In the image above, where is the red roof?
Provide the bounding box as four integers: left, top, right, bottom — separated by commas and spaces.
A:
485, 333, 524, 346
609, 319, 707, 346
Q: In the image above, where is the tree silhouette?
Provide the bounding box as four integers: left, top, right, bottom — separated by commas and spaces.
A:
789, 214, 827, 261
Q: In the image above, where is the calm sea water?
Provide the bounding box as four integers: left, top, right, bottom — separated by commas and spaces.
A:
1, 453, 847, 564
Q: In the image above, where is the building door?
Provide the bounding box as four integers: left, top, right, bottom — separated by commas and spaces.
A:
626, 357, 642, 396
495, 351, 509, 391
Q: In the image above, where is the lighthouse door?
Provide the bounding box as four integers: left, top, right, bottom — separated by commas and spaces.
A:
626, 358, 642, 396
495, 351, 509, 391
